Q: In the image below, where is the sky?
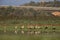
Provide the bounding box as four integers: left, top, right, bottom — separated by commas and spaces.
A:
0, 0, 54, 6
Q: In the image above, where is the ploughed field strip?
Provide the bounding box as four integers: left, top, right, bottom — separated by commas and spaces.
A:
0, 24, 60, 35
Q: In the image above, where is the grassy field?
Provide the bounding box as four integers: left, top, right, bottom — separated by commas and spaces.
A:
0, 19, 60, 40
0, 24, 60, 40
0, 18, 60, 25
0, 33, 60, 40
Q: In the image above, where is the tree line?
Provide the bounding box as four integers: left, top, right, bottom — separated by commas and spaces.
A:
23, 1, 60, 7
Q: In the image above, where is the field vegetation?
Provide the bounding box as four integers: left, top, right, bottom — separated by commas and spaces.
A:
0, 6, 60, 40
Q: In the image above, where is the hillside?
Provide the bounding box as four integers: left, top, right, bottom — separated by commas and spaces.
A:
0, 1, 60, 21
0, 6, 55, 20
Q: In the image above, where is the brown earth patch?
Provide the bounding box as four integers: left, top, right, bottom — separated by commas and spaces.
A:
52, 11, 60, 16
